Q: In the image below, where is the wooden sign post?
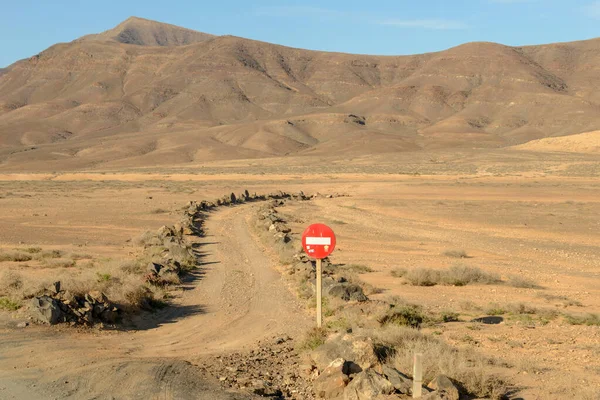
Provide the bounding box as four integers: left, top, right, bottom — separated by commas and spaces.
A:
301, 223, 336, 328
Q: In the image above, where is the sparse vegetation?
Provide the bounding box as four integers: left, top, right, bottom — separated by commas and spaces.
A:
443, 249, 469, 258
564, 313, 600, 326
378, 304, 425, 328
0, 252, 33, 262
299, 327, 328, 350
340, 264, 373, 274
390, 268, 407, 278
506, 275, 541, 289
402, 265, 500, 287
0, 297, 21, 311
371, 326, 509, 399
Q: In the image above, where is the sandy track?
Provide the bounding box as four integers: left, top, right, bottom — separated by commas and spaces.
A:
0, 203, 308, 399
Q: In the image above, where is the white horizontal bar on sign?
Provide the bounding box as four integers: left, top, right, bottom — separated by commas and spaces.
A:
306, 237, 331, 245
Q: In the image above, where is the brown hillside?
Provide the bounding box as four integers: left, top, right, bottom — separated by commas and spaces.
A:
79, 16, 215, 46
1, 18, 600, 171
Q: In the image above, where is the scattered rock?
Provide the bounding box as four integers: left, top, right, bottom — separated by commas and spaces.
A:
427, 375, 459, 400
16, 322, 29, 328
327, 283, 368, 302
381, 365, 412, 394
30, 296, 64, 325
311, 334, 379, 372
343, 369, 394, 400
314, 358, 349, 399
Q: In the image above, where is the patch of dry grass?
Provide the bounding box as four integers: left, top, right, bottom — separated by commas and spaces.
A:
563, 313, 600, 326
298, 327, 328, 351
369, 325, 509, 399
0, 252, 32, 262
506, 275, 541, 289
390, 268, 407, 278
442, 249, 469, 258
402, 265, 500, 287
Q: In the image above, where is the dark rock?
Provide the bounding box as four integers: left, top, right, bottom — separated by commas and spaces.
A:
30, 296, 64, 325
327, 283, 368, 302
381, 365, 412, 394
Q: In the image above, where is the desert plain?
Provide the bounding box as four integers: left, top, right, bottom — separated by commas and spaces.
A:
0, 16, 599, 400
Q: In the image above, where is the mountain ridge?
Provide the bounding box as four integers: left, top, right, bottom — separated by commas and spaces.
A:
1, 17, 600, 171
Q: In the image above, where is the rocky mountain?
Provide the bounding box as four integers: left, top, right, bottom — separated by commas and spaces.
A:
1, 17, 600, 171
79, 16, 215, 46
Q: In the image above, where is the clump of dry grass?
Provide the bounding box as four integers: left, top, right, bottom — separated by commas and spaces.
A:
563, 313, 600, 326
33, 249, 64, 260
0, 297, 21, 311
402, 265, 500, 287
340, 264, 373, 274
506, 275, 541, 289
536, 293, 583, 308
0, 252, 32, 262
41, 258, 76, 268
442, 249, 469, 258
390, 268, 407, 278
378, 304, 425, 328
298, 327, 328, 351
369, 325, 509, 399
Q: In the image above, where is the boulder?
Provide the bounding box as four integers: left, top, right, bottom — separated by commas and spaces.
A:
327, 283, 368, 302
427, 375, 459, 400
30, 296, 64, 325
311, 334, 379, 372
381, 365, 412, 394
230, 193, 237, 203
86, 290, 107, 304
343, 369, 394, 400
314, 358, 350, 399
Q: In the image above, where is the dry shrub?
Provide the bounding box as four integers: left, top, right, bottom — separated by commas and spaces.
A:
564, 313, 600, 326
404, 268, 440, 286
0, 297, 21, 310
0, 252, 32, 262
298, 327, 328, 351
378, 304, 425, 328
390, 268, 407, 278
403, 265, 499, 287
0, 270, 24, 293
41, 258, 76, 268
340, 264, 374, 274
443, 249, 469, 258
21, 247, 42, 254
370, 326, 509, 399
34, 250, 63, 259
442, 265, 500, 286
506, 275, 541, 289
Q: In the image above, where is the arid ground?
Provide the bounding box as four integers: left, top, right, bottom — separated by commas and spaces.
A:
0, 148, 598, 399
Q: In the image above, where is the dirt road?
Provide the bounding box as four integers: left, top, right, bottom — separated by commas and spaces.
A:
0, 204, 309, 399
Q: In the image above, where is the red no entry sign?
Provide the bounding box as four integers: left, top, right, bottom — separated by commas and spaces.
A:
301, 223, 336, 259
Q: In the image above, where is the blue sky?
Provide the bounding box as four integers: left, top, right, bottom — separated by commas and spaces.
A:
1, 0, 600, 67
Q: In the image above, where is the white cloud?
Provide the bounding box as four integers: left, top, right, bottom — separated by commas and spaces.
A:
584, 1, 600, 18
378, 19, 469, 30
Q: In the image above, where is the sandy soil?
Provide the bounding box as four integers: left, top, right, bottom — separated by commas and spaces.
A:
0, 160, 599, 399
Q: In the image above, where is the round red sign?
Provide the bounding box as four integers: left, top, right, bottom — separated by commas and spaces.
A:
301, 223, 336, 259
